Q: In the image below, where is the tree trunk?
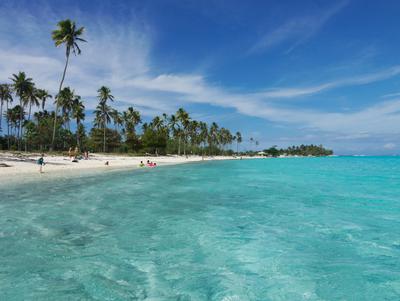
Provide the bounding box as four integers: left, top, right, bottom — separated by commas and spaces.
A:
6, 101, 10, 150
0, 100, 3, 133
178, 136, 181, 155
18, 99, 23, 150
103, 121, 106, 153
76, 121, 80, 150
28, 103, 32, 121
51, 52, 70, 151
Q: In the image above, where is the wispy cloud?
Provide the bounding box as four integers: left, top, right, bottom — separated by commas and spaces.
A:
381, 92, 400, 99
255, 65, 400, 99
248, 0, 348, 54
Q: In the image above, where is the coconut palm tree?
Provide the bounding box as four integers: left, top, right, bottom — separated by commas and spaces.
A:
35, 89, 52, 111
94, 102, 113, 152
56, 87, 75, 130
123, 107, 141, 135
25, 86, 39, 121
198, 121, 208, 157
0, 84, 13, 136
168, 114, 180, 153
110, 109, 124, 132
6, 105, 24, 145
235, 131, 242, 154
71, 97, 85, 149
176, 108, 190, 156
97, 86, 114, 105
10, 72, 34, 149
209, 122, 219, 155
94, 86, 114, 152
51, 19, 86, 150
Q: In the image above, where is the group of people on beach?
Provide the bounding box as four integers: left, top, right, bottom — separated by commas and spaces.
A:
37, 152, 158, 174
68, 147, 89, 161
140, 160, 157, 168
37, 147, 90, 173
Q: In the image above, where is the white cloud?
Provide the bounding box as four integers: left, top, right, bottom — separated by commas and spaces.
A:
248, 1, 348, 54
383, 143, 396, 150
255, 65, 400, 100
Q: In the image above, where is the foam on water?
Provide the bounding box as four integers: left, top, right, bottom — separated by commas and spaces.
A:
1, 157, 400, 300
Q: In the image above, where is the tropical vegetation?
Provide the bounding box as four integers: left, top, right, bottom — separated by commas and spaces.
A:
0, 18, 333, 157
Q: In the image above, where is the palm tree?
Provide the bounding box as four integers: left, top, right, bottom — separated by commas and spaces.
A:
199, 121, 208, 157
56, 87, 75, 130
10, 72, 34, 149
110, 109, 124, 132
168, 114, 179, 153
51, 19, 86, 150
7, 105, 25, 145
176, 108, 190, 156
0, 84, 13, 136
235, 131, 242, 154
35, 89, 52, 111
25, 86, 39, 121
95, 86, 114, 152
188, 120, 199, 153
71, 97, 85, 149
123, 107, 141, 135
97, 86, 114, 104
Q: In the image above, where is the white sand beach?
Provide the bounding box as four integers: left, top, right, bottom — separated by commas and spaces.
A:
0, 152, 243, 183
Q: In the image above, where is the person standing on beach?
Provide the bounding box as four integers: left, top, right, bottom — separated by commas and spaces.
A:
37, 154, 45, 173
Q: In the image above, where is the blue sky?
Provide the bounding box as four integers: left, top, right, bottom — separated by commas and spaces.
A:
1, 0, 400, 154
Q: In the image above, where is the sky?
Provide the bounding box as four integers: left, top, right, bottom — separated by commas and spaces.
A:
1, 0, 400, 155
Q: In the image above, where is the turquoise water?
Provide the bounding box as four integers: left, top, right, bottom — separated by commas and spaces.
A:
1, 157, 400, 300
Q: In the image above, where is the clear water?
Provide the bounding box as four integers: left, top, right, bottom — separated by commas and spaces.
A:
1, 157, 400, 300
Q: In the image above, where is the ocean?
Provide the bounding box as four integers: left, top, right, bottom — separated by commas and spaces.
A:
1, 157, 400, 300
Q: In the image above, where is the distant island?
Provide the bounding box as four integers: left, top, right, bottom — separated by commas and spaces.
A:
258, 144, 333, 157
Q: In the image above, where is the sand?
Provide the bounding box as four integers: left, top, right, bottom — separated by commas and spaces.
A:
0, 152, 242, 184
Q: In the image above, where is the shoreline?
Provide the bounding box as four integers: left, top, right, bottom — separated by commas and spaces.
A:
0, 152, 249, 185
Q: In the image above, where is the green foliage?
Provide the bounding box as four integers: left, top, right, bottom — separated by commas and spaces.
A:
87, 128, 122, 152
262, 144, 333, 157
141, 127, 167, 155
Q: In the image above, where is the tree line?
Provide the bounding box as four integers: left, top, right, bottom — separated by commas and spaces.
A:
0, 19, 244, 155
262, 144, 333, 157
0, 79, 244, 155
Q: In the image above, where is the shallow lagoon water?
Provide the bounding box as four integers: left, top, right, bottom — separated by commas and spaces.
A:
1, 157, 400, 300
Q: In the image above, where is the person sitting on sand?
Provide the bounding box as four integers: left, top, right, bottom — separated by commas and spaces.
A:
105, 161, 109, 166
139, 161, 145, 167
37, 154, 45, 173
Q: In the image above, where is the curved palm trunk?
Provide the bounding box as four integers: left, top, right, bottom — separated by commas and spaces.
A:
18, 99, 23, 150
6, 101, 10, 150
51, 52, 70, 151
24, 103, 33, 152
103, 118, 106, 153
0, 100, 3, 133
28, 103, 32, 121
76, 120, 80, 150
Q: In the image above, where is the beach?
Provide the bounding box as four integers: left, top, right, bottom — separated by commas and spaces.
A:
0, 152, 242, 182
